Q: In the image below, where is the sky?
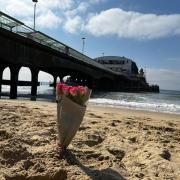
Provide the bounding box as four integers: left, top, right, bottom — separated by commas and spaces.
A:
1, 0, 180, 90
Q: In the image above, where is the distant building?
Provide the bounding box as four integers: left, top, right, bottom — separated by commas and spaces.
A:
94, 56, 138, 75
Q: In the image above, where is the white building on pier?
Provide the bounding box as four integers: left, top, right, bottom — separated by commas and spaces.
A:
94, 56, 139, 75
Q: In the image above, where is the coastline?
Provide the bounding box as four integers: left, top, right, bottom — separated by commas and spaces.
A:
88, 104, 180, 120
0, 99, 180, 179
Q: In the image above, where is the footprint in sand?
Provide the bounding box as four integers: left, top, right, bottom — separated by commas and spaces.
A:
0, 139, 32, 165
90, 121, 98, 124
128, 136, 137, 144
86, 152, 110, 162
22, 159, 34, 171
84, 134, 105, 147
108, 148, 125, 161
159, 149, 171, 161
73, 149, 109, 163
110, 120, 122, 127
78, 126, 90, 131
4, 169, 67, 180
126, 117, 134, 120
88, 113, 102, 119
0, 129, 12, 140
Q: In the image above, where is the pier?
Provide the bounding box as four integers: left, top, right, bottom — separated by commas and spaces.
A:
0, 11, 159, 100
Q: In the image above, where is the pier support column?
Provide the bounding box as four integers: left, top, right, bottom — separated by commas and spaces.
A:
31, 68, 39, 101
53, 75, 57, 89
91, 78, 98, 90
58, 75, 64, 83
0, 71, 2, 97
10, 66, 20, 99
0, 66, 5, 98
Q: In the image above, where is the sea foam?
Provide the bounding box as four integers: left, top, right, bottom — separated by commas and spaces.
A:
89, 98, 180, 114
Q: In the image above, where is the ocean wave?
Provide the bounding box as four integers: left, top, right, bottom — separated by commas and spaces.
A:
89, 98, 180, 114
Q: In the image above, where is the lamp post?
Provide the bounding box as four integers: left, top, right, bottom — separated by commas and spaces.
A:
82, 37, 85, 54
32, 0, 38, 30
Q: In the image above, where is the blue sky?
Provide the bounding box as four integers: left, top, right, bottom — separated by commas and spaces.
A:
1, 0, 180, 90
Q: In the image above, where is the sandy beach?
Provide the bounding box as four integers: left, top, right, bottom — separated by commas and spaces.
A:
0, 99, 180, 180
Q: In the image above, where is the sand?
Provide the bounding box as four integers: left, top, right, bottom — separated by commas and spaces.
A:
0, 99, 180, 180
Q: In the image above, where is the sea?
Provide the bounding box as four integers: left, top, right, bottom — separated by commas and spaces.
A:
1, 85, 180, 115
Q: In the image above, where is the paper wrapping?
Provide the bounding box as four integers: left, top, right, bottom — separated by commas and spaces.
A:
56, 96, 86, 149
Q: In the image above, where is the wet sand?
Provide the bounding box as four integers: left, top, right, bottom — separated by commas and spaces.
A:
0, 100, 180, 180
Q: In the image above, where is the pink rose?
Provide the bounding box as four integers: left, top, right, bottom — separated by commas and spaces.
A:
78, 86, 88, 95
56, 83, 91, 106
62, 85, 70, 95
69, 87, 78, 96
56, 83, 65, 95
57, 83, 65, 90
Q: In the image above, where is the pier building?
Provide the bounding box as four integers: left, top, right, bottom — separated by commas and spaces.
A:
95, 56, 138, 75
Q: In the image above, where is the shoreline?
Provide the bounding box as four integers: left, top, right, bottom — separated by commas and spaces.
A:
1, 98, 180, 117
1, 88, 180, 115
88, 101, 180, 116
89, 104, 180, 120
0, 99, 180, 179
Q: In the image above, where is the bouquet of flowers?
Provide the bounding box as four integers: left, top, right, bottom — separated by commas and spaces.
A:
56, 83, 91, 149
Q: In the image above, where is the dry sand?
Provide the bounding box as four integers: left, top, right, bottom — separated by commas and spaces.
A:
0, 100, 180, 180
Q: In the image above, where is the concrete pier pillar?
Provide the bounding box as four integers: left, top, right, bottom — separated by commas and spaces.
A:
10, 66, 20, 99
58, 75, 64, 83
31, 68, 39, 101
0, 66, 5, 97
53, 75, 57, 89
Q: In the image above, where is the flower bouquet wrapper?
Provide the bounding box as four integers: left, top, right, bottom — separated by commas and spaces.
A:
56, 84, 91, 149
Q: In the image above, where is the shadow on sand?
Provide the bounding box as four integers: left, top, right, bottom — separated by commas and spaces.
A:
4, 149, 125, 180
60, 149, 125, 180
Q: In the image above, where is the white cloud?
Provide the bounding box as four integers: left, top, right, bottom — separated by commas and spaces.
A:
2, 0, 33, 17
76, 2, 89, 13
63, 16, 83, 33
2, 1, 180, 39
85, 8, 180, 40
63, 2, 90, 33
36, 0, 74, 11
65, 2, 89, 18
0, 0, 109, 32
57, 0, 74, 10
146, 68, 180, 90
37, 11, 62, 29
0, 0, 72, 29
